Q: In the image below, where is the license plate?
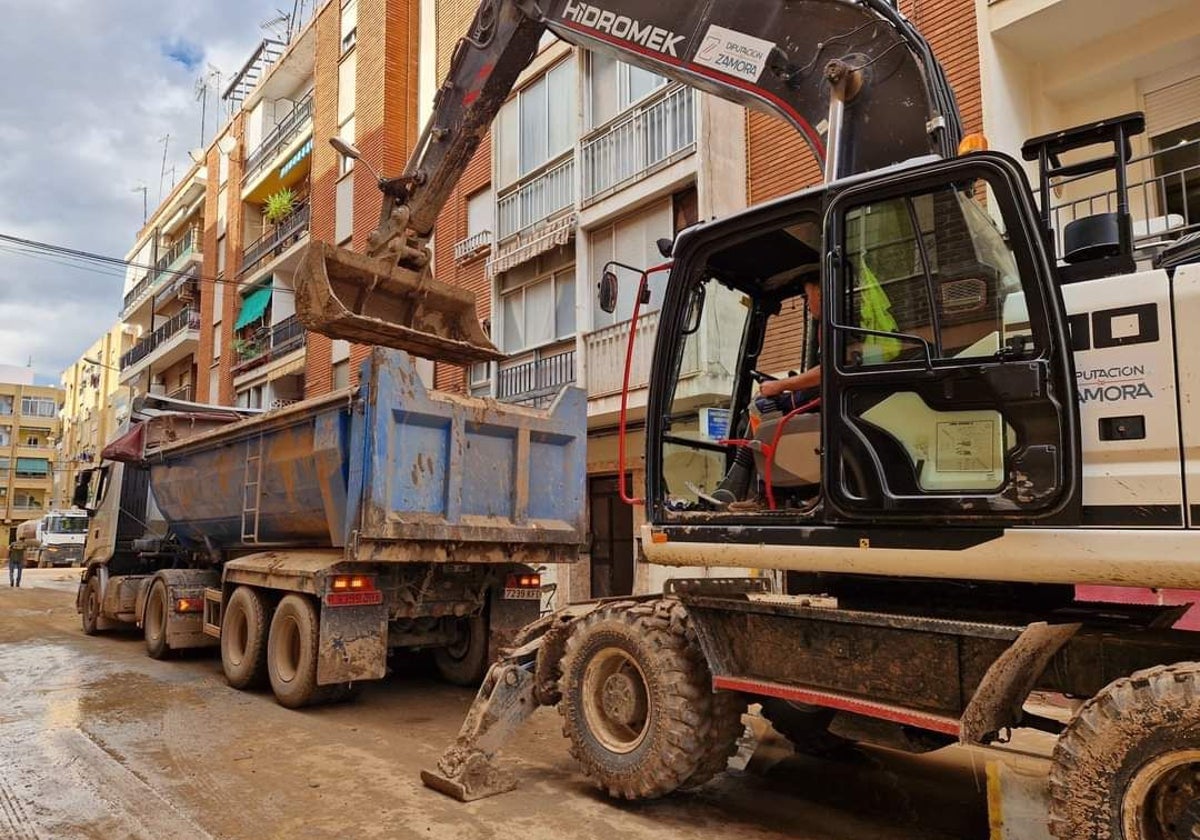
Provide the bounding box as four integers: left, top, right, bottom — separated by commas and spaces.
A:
503, 587, 541, 600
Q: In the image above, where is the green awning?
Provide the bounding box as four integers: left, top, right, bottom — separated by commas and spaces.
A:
16, 458, 48, 475
234, 285, 272, 330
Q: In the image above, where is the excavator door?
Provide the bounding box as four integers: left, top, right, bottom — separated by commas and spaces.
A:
820, 153, 1080, 524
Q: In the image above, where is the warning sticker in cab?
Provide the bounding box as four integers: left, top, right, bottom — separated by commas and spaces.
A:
693, 25, 776, 84
936, 420, 997, 473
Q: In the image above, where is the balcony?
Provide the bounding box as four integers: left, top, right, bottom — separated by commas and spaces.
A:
585, 310, 699, 398
1049, 138, 1200, 255
581, 85, 696, 205
497, 350, 576, 406
454, 230, 493, 262
120, 308, 201, 371
122, 227, 202, 317
241, 201, 311, 279
244, 93, 314, 184
497, 156, 575, 241
233, 315, 306, 375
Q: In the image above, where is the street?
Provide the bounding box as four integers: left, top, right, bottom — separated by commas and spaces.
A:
0, 569, 1007, 840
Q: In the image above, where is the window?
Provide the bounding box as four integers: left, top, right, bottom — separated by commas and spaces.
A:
588, 52, 667, 129
13, 492, 41, 509
0, 396, 11, 416
589, 198, 674, 328
332, 360, 350, 390
340, 0, 357, 53
21, 397, 56, 418
216, 234, 227, 279
336, 173, 354, 244
497, 60, 577, 187
0, 458, 9, 471
466, 189, 494, 240
338, 50, 356, 126
24, 435, 39, 447
500, 256, 576, 353
469, 362, 492, 397
339, 115, 356, 176
213, 270, 225, 324
840, 184, 1029, 366
0, 427, 10, 447
1150, 122, 1200, 230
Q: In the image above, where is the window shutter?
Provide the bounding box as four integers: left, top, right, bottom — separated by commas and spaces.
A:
1145, 75, 1200, 137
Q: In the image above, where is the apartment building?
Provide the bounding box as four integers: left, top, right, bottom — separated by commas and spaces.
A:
54, 324, 134, 508
110, 0, 421, 412
978, 0, 1200, 249
0, 367, 63, 542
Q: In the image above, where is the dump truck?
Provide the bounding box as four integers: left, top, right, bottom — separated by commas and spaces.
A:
77, 350, 585, 705
283, 0, 1200, 836
13, 510, 89, 568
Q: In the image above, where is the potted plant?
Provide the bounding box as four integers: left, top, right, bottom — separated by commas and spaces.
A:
263, 187, 296, 227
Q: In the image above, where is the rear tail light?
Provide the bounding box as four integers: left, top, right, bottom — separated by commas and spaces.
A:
330, 574, 376, 593
175, 597, 203, 613
505, 573, 541, 590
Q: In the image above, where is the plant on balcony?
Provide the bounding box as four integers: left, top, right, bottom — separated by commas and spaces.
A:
232, 336, 263, 360
263, 188, 296, 225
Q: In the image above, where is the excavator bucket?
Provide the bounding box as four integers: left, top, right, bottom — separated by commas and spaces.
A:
293, 241, 502, 365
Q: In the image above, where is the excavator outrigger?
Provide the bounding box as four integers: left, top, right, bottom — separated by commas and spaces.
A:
294, 1, 1200, 837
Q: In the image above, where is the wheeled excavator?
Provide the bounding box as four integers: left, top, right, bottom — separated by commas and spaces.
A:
292, 1, 1200, 837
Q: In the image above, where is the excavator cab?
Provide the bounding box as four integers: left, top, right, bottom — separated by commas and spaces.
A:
646, 152, 1082, 530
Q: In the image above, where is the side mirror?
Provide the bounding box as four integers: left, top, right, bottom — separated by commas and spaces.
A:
598, 270, 619, 314
72, 472, 91, 510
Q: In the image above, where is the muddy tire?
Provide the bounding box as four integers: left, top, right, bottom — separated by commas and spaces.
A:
759, 699, 852, 758
558, 599, 732, 800
434, 614, 489, 686
221, 586, 270, 690
267, 594, 321, 709
81, 576, 102, 636
681, 688, 747, 790
144, 579, 170, 660
1048, 662, 1200, 840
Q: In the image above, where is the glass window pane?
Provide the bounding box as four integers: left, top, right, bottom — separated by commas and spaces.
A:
547, 60, 576, 156
525, 279, 555, 346
466, 190, 493, 238
520, 76, 548, 175
338, 49, 356, 124
555, 270, 576, 337
497, 99, 520, 188
335, 174, 354, 243
588, 51, 619, 129
625, 63, 665, 107
502, 292, 524, 353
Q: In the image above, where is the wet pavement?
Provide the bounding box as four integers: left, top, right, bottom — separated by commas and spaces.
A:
0, 569, 1004, 839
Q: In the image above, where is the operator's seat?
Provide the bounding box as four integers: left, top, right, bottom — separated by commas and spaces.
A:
751, 410, 821, 489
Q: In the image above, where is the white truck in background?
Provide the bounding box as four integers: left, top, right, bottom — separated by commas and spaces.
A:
14, 509, 89, 568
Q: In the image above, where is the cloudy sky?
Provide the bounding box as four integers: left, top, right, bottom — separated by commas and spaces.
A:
0, 0, 298, 384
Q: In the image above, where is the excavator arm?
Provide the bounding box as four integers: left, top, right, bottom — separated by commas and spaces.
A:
294, 0, 962, 364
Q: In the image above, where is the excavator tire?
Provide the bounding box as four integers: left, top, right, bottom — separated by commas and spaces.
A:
759, 699, 853, 758
680, 688, 747, 790
558, 599, 736, 799
1048, 662, 1200, 840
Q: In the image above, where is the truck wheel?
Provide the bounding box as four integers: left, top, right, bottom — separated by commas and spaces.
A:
221, 586, 270, 690
558, 599, 735, 799
759, 699, 852, 758
144, 579, 171, 660
267, 594, 321, 709
434, 614, 489, 686
1048, 662, 1200, 840
81, 577, 102, 636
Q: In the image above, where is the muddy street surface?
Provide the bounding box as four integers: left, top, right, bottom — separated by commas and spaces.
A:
1, 570, 1000, 840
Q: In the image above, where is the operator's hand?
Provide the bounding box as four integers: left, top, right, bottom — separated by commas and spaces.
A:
759, 379, 785, 398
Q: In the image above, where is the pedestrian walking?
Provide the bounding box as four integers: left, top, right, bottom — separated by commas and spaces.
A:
7, 542, 21, 587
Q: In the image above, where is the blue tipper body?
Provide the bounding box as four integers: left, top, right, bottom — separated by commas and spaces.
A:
148, 348, 587, 562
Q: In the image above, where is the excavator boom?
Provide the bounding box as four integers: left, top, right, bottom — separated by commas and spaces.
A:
294, 0, 961, 363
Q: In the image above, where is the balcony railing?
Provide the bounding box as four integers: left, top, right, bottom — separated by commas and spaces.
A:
120, 308, 201, 371
122, 271, 153, 312
244, 92, 314, 182
165, 385, 194, 402
497, 350, 576, 405
233, 314, 306, 374
1050, 138, 1200, 255
454, 229, 493, 261
581, 86, 696, 204
585, 309, 699, 396
124, 228, 201, 316
241, 201, 311, 278
497, 156, 575, 241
